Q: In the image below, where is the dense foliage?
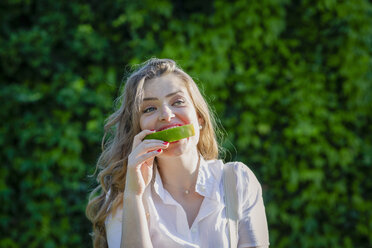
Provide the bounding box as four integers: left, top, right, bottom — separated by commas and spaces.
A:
1, 0, 371, 247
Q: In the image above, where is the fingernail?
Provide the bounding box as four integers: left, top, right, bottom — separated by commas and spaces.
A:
150, 129, 155, 131
157, 149, 162, 152
163, 142, 169, 145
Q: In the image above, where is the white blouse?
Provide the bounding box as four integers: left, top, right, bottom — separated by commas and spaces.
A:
105, 157, 270, 248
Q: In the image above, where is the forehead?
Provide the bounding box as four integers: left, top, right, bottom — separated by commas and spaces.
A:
143, 73, 188, 98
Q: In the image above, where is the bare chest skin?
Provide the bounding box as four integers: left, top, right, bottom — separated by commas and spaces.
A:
166, 189, 204, 228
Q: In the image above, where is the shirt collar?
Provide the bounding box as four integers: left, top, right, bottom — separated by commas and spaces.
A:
152, 155, 224, 202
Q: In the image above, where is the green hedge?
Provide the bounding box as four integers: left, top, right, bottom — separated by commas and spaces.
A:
1, 0, 371, 247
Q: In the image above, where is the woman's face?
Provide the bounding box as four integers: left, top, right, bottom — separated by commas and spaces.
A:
139, 73, 201, 156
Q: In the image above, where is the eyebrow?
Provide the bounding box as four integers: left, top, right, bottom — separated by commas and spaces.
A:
143, 90, 183, 101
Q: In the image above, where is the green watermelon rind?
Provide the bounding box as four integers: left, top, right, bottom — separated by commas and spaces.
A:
144, 124, 195, 142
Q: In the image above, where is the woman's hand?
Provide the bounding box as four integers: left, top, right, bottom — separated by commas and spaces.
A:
125, 130, 169, 196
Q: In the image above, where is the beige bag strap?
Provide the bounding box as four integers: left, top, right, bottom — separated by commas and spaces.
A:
223, 162, 239, 248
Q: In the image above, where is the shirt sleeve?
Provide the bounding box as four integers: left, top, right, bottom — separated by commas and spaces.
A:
233, 162, 270, 248
105, 208, 123, 248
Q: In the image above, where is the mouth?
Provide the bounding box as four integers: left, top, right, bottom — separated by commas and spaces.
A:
157, 124, 183, 132
144, 123, 195, 143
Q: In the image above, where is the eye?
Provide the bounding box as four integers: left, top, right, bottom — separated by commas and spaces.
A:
173, 99, 185, 106
143, 106, 156, 113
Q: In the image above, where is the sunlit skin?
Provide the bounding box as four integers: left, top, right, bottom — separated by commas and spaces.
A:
125, 73, 204, 228
125, 73, 204, 196
139, 73, 202, 157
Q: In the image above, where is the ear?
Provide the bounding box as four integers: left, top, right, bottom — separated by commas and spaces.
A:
198, 114, 204, 129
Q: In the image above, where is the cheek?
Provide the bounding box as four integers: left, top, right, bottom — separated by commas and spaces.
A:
179, 107, 198, 122
139, 114, 157, 130
139, 116, 147, 130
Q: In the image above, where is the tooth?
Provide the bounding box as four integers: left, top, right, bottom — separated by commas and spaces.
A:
163, 126, 179, 131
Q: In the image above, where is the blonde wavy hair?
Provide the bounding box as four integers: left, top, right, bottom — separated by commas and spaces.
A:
86, 58, 220, 247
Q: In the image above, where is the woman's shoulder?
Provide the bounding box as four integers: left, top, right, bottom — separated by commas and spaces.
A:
224, 161, 258, 181
221, 161, 264, 217
203, 158, 261, 187
222, 160, 263, 198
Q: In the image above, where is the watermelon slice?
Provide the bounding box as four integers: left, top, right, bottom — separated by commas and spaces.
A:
144, 124, 195, 142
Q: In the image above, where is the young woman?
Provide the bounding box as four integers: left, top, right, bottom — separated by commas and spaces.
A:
86, 58, 269, 248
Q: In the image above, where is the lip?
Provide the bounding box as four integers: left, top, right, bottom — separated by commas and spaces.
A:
157, 123, 184, 132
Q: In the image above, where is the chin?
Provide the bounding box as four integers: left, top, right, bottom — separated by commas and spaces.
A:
160, 144, 185, 157
159, 138, 195, 157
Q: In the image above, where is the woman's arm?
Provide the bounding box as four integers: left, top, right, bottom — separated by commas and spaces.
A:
234, 162, 270, 248
120, 192, 152, 248
118, 130, 169, 248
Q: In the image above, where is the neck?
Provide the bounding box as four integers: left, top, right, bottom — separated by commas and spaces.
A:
156, 148, 200, 190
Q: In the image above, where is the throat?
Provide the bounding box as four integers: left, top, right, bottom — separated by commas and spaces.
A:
156, 152, 201, 192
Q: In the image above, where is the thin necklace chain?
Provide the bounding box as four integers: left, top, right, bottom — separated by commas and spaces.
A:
163, 182, 194, 194
159, 153, 201, 195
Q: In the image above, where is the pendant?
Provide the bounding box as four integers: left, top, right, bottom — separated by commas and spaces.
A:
185, 190, 190, 194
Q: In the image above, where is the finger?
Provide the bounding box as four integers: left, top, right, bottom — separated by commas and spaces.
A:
134, 149, 162, 169
132, 129, 156, 149
128, 141, 167, 170
132, 140, 169, 157
143, 160, 152, 168
142, 156, 155, 170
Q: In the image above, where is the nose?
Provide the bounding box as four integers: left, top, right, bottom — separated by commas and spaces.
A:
158, 104, 175, 122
